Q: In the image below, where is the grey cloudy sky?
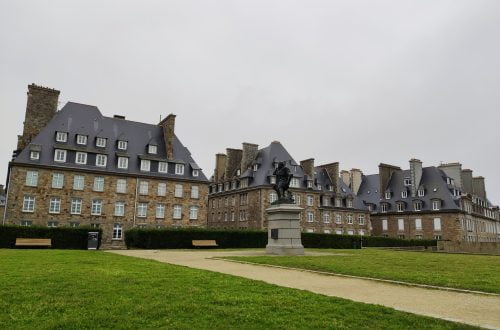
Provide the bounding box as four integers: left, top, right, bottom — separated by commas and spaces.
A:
1, 0, 499, 202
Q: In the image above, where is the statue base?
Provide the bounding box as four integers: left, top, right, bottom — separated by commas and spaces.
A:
265, 203, 304, 256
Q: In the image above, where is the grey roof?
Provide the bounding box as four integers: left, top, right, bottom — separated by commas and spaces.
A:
13, 102, 208, 182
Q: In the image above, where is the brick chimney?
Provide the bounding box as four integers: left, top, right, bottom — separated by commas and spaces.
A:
461, 169, 473, 194
318, 162, 339, 192
473, 176, 486, 199
378, 163, 401, 195
17, 84, 60, 151
350, 168, 363, 195
240, 142, 259, 173
158, 114, 176, 160
214, 153, 227, 182
300, 158, 315, 178
225, 148, 242, 179
409, 159, 423, 197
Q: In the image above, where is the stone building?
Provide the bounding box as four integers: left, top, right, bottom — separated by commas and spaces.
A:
3, 84, 209, 248
357, 160, 500, 242
208, 141, 371, 235
0, 185, 6, 222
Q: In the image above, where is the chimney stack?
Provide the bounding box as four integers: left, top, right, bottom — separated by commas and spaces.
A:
379, 163, 401, 195
409, 159, 423, 197
461, 169, 473, 194
214, 153, 227, 182
300, 158, 315, 178
225, 148, 242, 179
240, 142, 259, 173
158, 114, 176, 160
318, 162, 339, 192
340, 170, 350, 187
438, 162, 463, 189
472, 176, 486, 199
17, 84, 60, 151
350, 168, 363, 195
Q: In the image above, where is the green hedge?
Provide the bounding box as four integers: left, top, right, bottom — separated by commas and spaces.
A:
361, 236, 436, 248
0, 225, 102, 249
302, 233, 362, 249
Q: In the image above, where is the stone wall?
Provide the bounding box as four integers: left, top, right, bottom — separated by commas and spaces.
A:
437, 241, 500, 255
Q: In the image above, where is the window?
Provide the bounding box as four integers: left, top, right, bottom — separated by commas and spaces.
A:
317, 184, 322, 190
270, 192, 278, 204
347, 230, 354, 235
47, 221, 58, 228
117, 157, 128, 169
22, 196, 35, 212
25, 171, 38, 187
76, 152, 87, 165
358, 214, 365, 225
382, 219, 388, 231
414, 201, 422, 211
290, 178, 300, 188
347, 214, 353, 224
398, 234, 405, 239
434, 234, 442, 240
158, 162, 168, 173
335, 214, 342, 224
347, 199, 353, 208
90, 223, 100, 229
307, 212, 314, 223
73, 175, 84, 190
56, 131, 68, 142
91, 200, 102, 215
71, 198, 82, 214
175, 164, 185, 175
156, 204, 165, 218
54, 149, 67, 162
117, 140, 127, 150
96, 154, 107, 167
418, 189, 425, 197
335, 229, 342, 235
76, 134, 87, 145
192, 169, 199, 177
189, 206, 199, 220
292, 194, 301, 205
139, 181, 149, 195
93, 177, 104, 192
20, 220, 32, 227
157, 183, 167, 196
239, 210, 247, 221
397, 203, 404, 212
401, 190, 408, 198
416, 234, 423, 240
307, 181, 313, 189
335, 199, 342, 207
385, 191, 391, 200
30, 151, 40, 160
358, 230, 365, 236
114, 202, 125, 217
322, 212, 330, 223
148, 144, 157, 154
137, 203, 148, 217
140, 160, 150, 172
191, 186, 199, 199
231, 211, 235, 221
253, 164, 258, 172
432, 200, 440, 211
173, 205, 182, 219
175, 184, 183, 198
381, 203, 388, 213
307, 195, 314, 206
116, 179, 127, 193
96, 137, 107, 148
112, 224, 123, 240
49, 197, 61, 214
415, 218, 422, 230
398, 218, 404, 231
52, 173, 64, 189
433, 218, 441, 231
404, 178, 412, 186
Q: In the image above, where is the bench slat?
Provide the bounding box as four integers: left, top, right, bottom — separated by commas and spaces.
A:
15, 238, 52, 247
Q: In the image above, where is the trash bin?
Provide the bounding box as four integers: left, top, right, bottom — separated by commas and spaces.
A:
88, 232, 99, 250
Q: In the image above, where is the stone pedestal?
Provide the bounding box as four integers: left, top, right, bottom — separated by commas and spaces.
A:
266, 204, 304, 255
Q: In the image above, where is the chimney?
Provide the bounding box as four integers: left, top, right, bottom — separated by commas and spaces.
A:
340, 170, 350, 187
409, 159, 423, 197
158, 114, 176, 160
350, 168, 363, 195
472, 176, 486, 199
438, 162, 463, 189
214, 153, 227, 182
379, 163, 401, 195
225, 148, 242, 179
318, 162, 339, 192
461, 169, 473, 194
300, 158, 315, 178
17, 84, 60, 151
240, 142, 259, 173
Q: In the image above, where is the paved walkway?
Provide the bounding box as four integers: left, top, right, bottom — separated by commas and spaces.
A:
108, 250, 500, 329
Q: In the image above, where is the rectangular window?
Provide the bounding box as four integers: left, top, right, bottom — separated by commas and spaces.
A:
381, 204, 388, 213
137, 203, 147, 217
397, 203, 404, 212
69, 222, 80, 228
189, 206, 199, 220
347, 214, 353, 224
307, 211, 314, 223
96, 154, 107, 167
347, 230, 354, 235
192, 169, 199, 177
398, 218, 404, 231
404, 178, 412, 186
76, 152, 87, 165
114, 202, 125, 217
347, 199, 353, 208
71, 198, 82, 214
416, 234, 423, 240
175, 164, 185, 175
157, 183, 167, 196
382, 219, 388, 231
90, 223, 100, 229
231, 211, 235, 221
335, 214, 342, 224
93, 177, 104, 192
20, 220, 32, 227
112, 224, 123, 240
56, 131, 68, 142
432, 200, 440, 211
52, 173, 64, 189
73, 175, 85, 190
25, 170, 38, 187
173, 205, 182, 219
54, 149, 67, 162
30, 151, 40, 160
335, 229, 342, 235
49, 197, 61, 214
418, 189, 425, 197
140, 159, 151, 172
47, 221, 58, 228
191, 186, 199, 199
415, 218, 422, 230
433, 218, 442, 231
322, 212, 330, 223
307, 195, 314, 206
96, 137, 106, 148
22, 196, 35, 212
116, 179, 127, 193
175, 184, 183, 198
91, 200, 102, 215
117, 157, 128, 169
385, 191, 391, 200
158, 162, 168, 173
139, 181, 149, 195
401, 190, 408, 198
269, 192, 277, 203
148, 145, 157, 154
156, 204, 165, 218
324, 229, 331, 234
290, 178, 300, 188
414, 201, 422, 211
358, 230, 365, 236
358, 214, 365, 225
117, 140, 127, 150
76, 134, 87, 145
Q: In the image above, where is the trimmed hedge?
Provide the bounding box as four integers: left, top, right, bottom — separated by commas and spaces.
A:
302, 233, 362, 249
0, 225, 102, 249
361, 236, 436, 248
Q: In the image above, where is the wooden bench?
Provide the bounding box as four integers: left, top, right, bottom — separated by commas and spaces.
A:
15, 238, 52, 248
192, 240, 218, 248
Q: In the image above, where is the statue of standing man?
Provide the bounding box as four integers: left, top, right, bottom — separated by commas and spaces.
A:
272, 161, 294, 204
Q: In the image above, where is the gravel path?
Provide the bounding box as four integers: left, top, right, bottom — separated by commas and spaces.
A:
108, 249, 500, 329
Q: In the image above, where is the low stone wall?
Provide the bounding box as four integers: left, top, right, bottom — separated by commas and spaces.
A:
437, 241, 500, 255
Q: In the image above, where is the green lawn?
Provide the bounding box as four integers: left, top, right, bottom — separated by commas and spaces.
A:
0, 250, 475, 329
226, 249, 500, 294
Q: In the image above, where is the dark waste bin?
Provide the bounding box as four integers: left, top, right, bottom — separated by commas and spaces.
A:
88, 232, 99, 250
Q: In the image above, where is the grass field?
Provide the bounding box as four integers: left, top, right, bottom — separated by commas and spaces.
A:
227, 249, 500, 294
0, 250, 476, 329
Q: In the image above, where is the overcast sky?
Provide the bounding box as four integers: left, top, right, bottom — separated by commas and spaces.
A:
1, 0, 499, 203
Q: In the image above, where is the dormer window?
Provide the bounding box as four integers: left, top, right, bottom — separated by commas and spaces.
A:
218, 183, 223, 192
148, 144, 157, 154
253, 164, 258, 172
140, 159, 151, 172
96, 154, 107, 167
76, 134, 87, 145
192, 169, 199, 177
117, 140, 128, 150
328, 185, 334, 192
317, 184, 322, 190
54, 149, 66, 163
158, 162, 168, 173
414, 201, 422, 211
56, 131, 67, 143
446, 177, 454, 185
397, 202, 404, 212
385, 191, 391, 200
401, 190, 408, 198
96, 137, 107, 148
404, 178, 412, 186
175, 164, 185, 175
236, 169, 241, 176
367, 204, 373, 211
30, 151, 40, 160
290, 178, 300, 188
270, 176, 276, 184
307, 181, 313, 189
347, 199, 353, 208
418, 189, 425, 197
335, 198, 342, 207
432, 200, 441, 211
117, 157, 128, 169
294, 165, 298, 172
381, 203, 388, 213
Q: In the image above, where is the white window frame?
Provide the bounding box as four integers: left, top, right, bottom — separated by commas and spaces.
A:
270, 192, 278, 204
96, 154, 107, 167
49, 197, 61, 214
398, 218, 405, 231
54, 149, 67, 163
382, 219, 388, 231
414, 201, 422, 212
290, 178, 300, 188
91, 200, 102, 215
192, 169, 199, 177
76, 134, 87, 145
385, 191, 391, 200
433, 218, 442, 231
347, 199, 353, 208
22, 195, 35, 212
56, 131, 68, 142
137, 203, 148, 217
307, 195, 314, 206
432, 200, 440, 211
358, 214, 365, 225
112, 224, 123, 240
25, 171, 38, 187
117, 140, 127, 150
148, 144, 157, 154
381, 203, 388, 213
307, 211, 314, 223
322, 212, 330, 223
76, 152, 87, 165
71, 198, 82, 215
418, 189, 425, 197
347, 214, 353, 224
157, 182, 167, 196
117, 157, 129, 169
189, 206, 199, 220
93, 176, 104, 192
175, 184, 183, 198
52, 173, 64, 189
116, 179, 127, 193
401, 190, 408, 198
114, 201, 125, 217
139, 181, 149, 195
158, 162, 168, 173
30, 151, 40, 160
140, 159, 151, 172
335, 214, 342, 224
156, 203, 165, 218
175, 164, 185, 175
191, 185, 199, 199
397, 203, 404, 212
73, 175, 85, 190
173, 205, 182, 219
415, 218, 422, 230
96, 137, 107, 148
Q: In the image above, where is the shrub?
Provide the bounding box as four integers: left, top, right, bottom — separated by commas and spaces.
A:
302, 233, 362, 249
361, 236, 437, 248
0, 225, 102, 249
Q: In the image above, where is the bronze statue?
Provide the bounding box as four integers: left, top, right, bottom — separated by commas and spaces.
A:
272, 161, 294, 204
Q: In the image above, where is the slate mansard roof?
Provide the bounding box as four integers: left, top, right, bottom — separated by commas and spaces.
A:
13, 102, 208, 182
